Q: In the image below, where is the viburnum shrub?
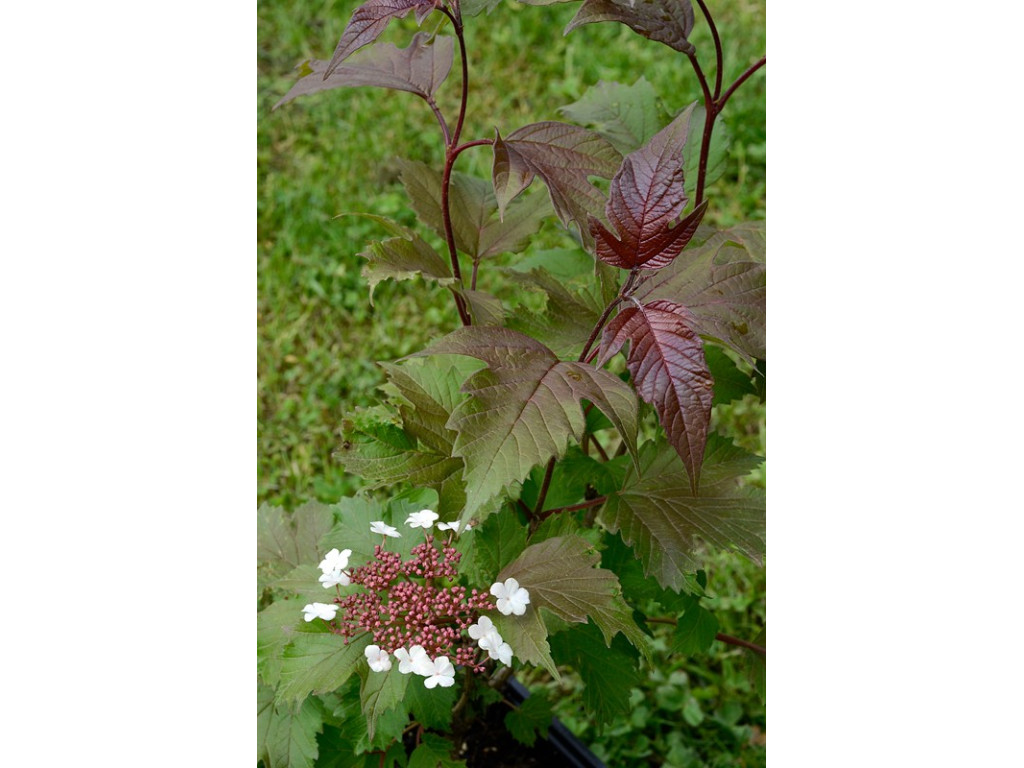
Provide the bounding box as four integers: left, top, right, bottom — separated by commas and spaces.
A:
258, 0, 765, 765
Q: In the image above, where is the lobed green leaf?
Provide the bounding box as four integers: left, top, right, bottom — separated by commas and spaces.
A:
497, 534, 650, 659
358, 665, 409, 741
413, 327, 639, 519
278, 632, 372, 704
560, 77, 668, 155
505, 690, 554, 746
600, 437, 766, 591
258, 682, 325, 768
549, 621, 642, 727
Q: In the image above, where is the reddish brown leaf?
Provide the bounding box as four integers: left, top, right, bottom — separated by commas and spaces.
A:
323, 0, 437, 80
599, 300, 713, 490
275, 33, 454, 109
634, 221, 766, 363
565, 0, 697, 55
491, 122, 621, 240
589, 104, 706, 271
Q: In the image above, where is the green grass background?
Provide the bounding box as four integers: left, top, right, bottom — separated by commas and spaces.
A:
258, 0, 765, 763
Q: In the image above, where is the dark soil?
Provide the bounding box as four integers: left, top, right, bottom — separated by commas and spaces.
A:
452, 694, 572, 768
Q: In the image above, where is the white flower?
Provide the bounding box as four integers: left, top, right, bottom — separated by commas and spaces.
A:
424, 656, 456, 689
369, 521, 401, 538
436, 520, 460, 532
301, 602, 339, 622
468, 616, 503, 652
318, 548, 352, 574
364, 645, 392, 673
492, 641, 513, 666
490, 578, 530, 616
405, 509, 439, 530
464, 523, 473, 532
394, 645, 434, 676
319, 569, 351, 588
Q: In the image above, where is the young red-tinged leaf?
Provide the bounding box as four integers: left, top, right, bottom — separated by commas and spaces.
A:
258, 683, 324, 768
491, 130, 535, 218
634, 221, 766, 362
497, 534, 650, 658
599, 299, 713, 490
275, 33, 453, 110
491, 122, 621, 238
589, 103, 708, 271
413, 327, 639, 519
323, 0, 438, 79
566, 0, 697, 55
599, 437, 766, 591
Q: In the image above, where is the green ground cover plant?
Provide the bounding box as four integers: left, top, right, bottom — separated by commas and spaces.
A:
258, 0, 765, 764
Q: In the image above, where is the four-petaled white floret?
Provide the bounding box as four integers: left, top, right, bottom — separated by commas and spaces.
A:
490, 577, 531, 616
364, 644, 392, 672
318, 548, 351, 574
424, 656, 456, 689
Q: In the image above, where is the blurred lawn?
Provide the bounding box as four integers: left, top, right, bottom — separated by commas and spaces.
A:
257, 0, 765, 508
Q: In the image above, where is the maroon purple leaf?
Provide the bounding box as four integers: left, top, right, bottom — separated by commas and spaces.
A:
323, 0, 438, 80
275, 33, 454, 109
589, 104, 707, 271
491, 122, 621, 240
634, 221, 766, 363
598, 299, 713, 491
565, 0, 697, 55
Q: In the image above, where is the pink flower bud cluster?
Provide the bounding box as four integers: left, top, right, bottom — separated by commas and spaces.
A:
328, 535, 497, 673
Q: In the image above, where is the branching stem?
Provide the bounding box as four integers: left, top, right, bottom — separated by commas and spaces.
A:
450, 138, 493, 162
718, 56, 766, 112
436, 5, 473, 326
687, 51, 715, 207
685, 2, 765, 207
532, 457, 557, 518
647, 617, 766, 657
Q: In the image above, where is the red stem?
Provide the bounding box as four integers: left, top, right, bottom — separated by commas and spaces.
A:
686, 51, 715, 208
693, 0, 724, 100
717, 56, 766, 112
